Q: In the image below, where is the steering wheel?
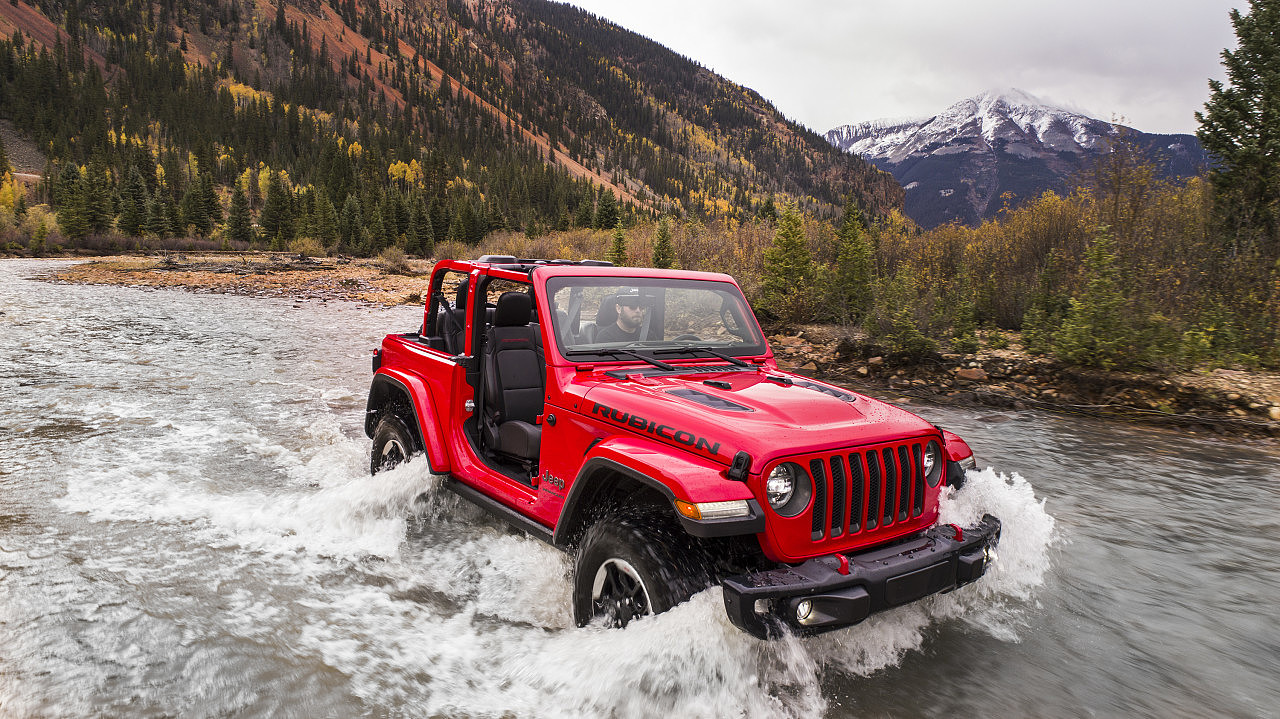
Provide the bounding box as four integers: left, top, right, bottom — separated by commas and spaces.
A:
672, 334, 701, 342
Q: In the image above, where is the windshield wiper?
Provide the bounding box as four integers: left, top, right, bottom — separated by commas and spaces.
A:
565, 348, 677, 372
654, 345, 751, 367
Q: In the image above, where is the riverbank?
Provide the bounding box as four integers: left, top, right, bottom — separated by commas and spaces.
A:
46, 252, 432, 307
44, 254, 1280, 439
769, 325, 1280, 439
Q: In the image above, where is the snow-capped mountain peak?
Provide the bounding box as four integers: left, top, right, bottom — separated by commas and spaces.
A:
828, 88, 1112, 164
823, 89, 1207, 228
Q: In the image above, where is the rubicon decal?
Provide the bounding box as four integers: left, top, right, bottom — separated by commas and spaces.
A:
590, 402, 721, 456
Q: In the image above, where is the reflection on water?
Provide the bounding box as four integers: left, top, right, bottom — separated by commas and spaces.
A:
1, 259, 1278, 718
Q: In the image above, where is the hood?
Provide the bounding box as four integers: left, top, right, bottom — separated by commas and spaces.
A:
580, 368, 937, 470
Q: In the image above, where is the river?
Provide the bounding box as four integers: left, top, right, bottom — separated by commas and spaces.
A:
1, 259, 1277, 718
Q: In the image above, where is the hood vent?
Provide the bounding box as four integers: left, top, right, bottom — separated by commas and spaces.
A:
666, 388, 753, 412
792, 380, 856, 403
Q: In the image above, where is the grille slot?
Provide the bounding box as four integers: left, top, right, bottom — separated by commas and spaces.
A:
829, 456, 847, 537
881, 447, 896, 527
897, 445, 911, 521
810, 458, 828, 540
848, 453, 863, 534
865, 450, 881, 531
911, 443, 925, 517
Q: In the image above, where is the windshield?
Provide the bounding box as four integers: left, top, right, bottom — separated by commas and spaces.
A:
545, 276, 766, 360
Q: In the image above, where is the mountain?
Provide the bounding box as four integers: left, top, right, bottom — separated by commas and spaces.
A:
0, 0, 901, 249
825, 89, 1209, 228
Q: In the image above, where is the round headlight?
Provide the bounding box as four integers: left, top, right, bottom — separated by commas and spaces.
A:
924, 440, 944, 487
765, 463, 812, 517
766, 466, 795, 507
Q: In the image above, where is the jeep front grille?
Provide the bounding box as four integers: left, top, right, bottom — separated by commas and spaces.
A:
803, 440, 929, 542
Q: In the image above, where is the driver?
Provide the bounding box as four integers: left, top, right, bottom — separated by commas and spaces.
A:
595, 289, 647, 343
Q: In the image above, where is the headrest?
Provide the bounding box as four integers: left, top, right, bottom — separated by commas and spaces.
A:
595, 294, 618, 327
455, 281, 469, 309
495, 291, 533, 327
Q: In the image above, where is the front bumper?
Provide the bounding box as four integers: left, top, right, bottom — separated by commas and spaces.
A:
722, 514, 1001, 638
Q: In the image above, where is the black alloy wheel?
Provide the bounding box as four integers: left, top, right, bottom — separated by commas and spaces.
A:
370, 413, 419, 475
572, 508, 711, 628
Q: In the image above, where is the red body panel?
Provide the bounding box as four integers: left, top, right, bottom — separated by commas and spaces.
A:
374, 259, 961, 563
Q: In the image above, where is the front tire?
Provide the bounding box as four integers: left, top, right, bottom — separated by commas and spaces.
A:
572, 509, 711, 628
370, 413, 419, 474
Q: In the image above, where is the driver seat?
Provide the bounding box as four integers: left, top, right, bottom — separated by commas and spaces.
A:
482, 291, 542, 462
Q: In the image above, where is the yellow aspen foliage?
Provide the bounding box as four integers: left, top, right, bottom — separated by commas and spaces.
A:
0, 172, 19, 213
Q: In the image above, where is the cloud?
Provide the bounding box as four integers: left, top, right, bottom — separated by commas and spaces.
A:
559, 0, 1244, 134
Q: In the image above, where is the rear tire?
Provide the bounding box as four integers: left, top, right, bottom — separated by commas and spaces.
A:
370, 413, 419, 474
572, 508, 711, 628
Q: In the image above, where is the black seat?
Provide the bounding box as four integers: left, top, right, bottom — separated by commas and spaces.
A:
586, 294, 617, 342
482, 291, 542, 462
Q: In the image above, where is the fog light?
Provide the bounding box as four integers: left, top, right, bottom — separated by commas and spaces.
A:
796, 599, 814, 623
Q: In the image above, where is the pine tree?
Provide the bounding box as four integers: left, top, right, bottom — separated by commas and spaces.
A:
1054, 230, 1131, 369
594, 189, 619, 229
200, 174, 222, 229
157, 190, 182, 238
606, 219, 627, 266
0, 134, 9, 174
407, 194, 433, 256
259, 171, 294, 244
312, 191, 339, 248
180, 181, 210, 237
338, 194, 363, 252
145, 194, 170, 239
226, 181, 254, 245
831, 200, 873, 323
83, 157, 113, 235
573, 196, 594, 228
117, 167, 149, 237
366, 203, 387, 251
761, 202, 814, 315
650, 216, 674, 269
1195, 0, 1280, 256
56, 165, 89, 242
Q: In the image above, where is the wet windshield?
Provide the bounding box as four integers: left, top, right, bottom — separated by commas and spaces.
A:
545, 276, 766, 359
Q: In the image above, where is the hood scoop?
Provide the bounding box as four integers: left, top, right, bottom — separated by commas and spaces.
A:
794, 379, 857, 403
666, 387, 753, 412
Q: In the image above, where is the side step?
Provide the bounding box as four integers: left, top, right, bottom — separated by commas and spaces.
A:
441, 477, 555, 544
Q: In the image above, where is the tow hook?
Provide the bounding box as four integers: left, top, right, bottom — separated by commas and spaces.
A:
835, 554, 850, 575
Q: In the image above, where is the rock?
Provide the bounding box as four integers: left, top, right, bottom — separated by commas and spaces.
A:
868, 356, 884, 367
1227, 392, 1241, 401
955, 367, 988, 382
857, 367, 869, 377
1270, 406, 1280, 422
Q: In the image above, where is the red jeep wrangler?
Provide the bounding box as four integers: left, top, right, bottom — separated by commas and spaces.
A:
366, 256, 999, 638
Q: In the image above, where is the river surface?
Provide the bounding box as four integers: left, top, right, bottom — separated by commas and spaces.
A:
1, 258, 1277, 718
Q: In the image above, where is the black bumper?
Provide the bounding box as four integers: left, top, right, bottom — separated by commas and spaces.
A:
721, 514, 1001, 639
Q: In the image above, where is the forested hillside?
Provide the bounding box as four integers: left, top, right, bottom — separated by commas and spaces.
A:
0, 0, 901, 253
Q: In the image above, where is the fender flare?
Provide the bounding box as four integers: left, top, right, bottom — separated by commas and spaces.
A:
366, 371, 450, 474
552, 437, 763, 548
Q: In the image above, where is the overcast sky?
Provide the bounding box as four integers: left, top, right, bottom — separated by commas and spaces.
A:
558, 0, 1244, 135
